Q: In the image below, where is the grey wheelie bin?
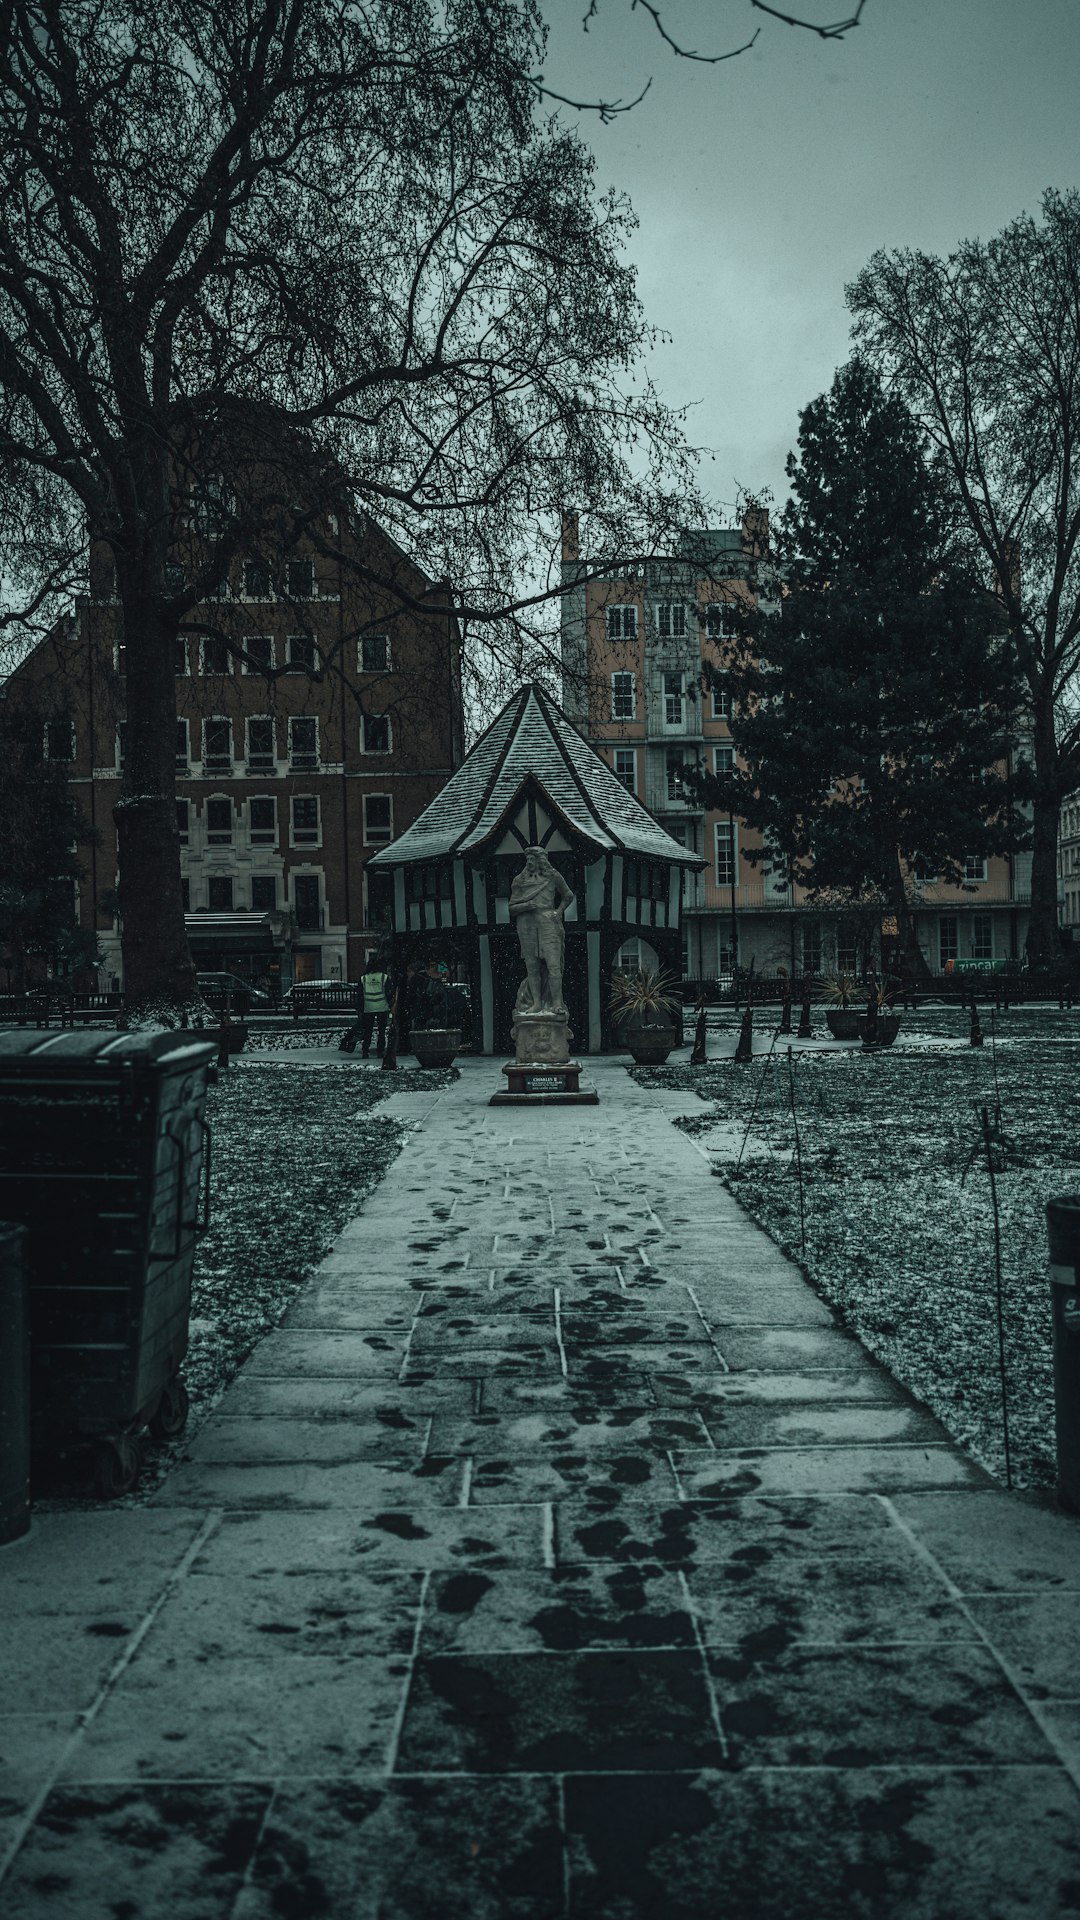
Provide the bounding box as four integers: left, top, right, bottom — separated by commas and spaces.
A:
0, 1031, 215, 1496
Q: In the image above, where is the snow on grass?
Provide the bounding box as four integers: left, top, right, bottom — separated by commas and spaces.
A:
635, 1005, 1080, 1491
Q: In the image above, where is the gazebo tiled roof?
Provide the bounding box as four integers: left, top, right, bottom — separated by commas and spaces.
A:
368, 682, 702, 868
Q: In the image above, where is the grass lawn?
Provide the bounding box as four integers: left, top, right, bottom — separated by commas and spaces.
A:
635, 1005, 1080, 1491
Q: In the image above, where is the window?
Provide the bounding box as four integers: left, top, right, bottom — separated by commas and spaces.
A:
201, 635, 230, 675
45, 718, 74, 760
289, 716, 319, 768
964, 854, 987, 883
613, 748, 635, 792
202, 718, 232, 768
287, 558, 315, 600
364, 793, 393, 844
837, 927, 858, 973
176, 800, 189, 844
292, 795, 320, 846
939, 915, 959, 968
243, 634, 274, 675
716, 819, 737, 887
663, 672, 684, 728
174, 637, 188, 676
705, 602, 740, 641
360, 634, 391, 673
247, 717, 276, 769
243, 560, 270, 600
207, 875, 233, 912
206, 798, 233, 845
117, 723, 127, 769
204, 577, 229, 603
711, 677, 731, 720
293, 872, 321, 928
801, 925, 822, 975
666, 749, 687, 803
193, 474, 232, 537
972, 913, 993, 961
606, 605, 637, 642
286, 633, 317, 674
611, 671, 636, 720
657, 602, 686, 640
251, 875, 277, 912
249, 797, 277, 845
180, 877, 190, 912
714, 744, 734, 777
362, 712, 391, 754
176, 719, 190, 771
914, 860, 938, 885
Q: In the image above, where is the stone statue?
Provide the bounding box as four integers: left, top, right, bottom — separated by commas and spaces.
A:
509, 847, 574, 1016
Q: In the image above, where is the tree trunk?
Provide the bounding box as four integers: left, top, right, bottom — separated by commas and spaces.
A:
114, 563, 197, 1014
1027, 704, 1062, 966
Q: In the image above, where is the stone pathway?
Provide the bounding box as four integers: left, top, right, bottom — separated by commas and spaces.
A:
3, 1057, 1080, 1917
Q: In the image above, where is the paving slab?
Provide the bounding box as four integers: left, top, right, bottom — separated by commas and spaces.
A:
4, 1052, 1080, 1918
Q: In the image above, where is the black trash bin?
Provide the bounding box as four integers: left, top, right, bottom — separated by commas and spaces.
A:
0, 1031, 216, 1497
1047, 1196, 1080, 1514
0, 1222, 29, 1543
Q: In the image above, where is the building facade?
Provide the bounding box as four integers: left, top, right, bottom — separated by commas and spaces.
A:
4, 518, 463, 994
561, 511, 1032, 978
1059, 794, 1080, 941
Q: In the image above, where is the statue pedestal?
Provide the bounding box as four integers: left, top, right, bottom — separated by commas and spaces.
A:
489, 1011, 598, 1106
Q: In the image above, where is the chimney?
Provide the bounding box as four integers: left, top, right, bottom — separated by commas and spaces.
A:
561, 510, 580, 566
741, 504, 769, 558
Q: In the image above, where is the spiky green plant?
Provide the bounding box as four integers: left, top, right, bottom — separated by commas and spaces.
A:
608, 966, 681, 1027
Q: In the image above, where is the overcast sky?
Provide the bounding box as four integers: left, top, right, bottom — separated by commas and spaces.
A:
541, 0, 1080, 522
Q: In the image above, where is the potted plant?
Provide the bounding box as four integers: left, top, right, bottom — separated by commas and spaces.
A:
409, 973, 462, 1069
609, 966, 681, 1065
819, 971, 861, 1041
858, 979, 902, 1048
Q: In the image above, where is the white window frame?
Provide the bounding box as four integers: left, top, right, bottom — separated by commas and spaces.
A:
246, 716, 277, 771
242, 634, 275, 675
250, 874, 279, 914
242, 560, 273, 602
202, 715, 233, 770
206, 872, 235, 913
363, 792, 394, 845
176, 718, 191, 773
247, 796, 278, 846
611, 671, 636, 721
286, 633, 318, 674
705, 602, 740, 642
939, 915, 959, 967
612, 748, 636, 793
714, 744, 734, 777
290, 794, 322, 849
971, 913, 994, 961
715, 818, 738, 888
361, 712, 393, 755
200, 635, 232, 676
666, 748, 687, 803
174, 635, 188, 677
711, 678, 731, 720
963, 855, 988, 884
657, 602, 686, 640
663, 671, 685, 730
359, 633, 392, 674
606, 605, 637, 642
288, 715, 320, 770
286, 557, 316, 601
205, 795, 234, 847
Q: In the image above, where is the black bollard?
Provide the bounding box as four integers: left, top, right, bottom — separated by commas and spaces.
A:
1047, 1197, 1080, 1512
779, 981, 793, 1037
734, 998, 754, 1063
969, 994, 984, 1048
796, 984, 812, 1040
381, 997, 400, 1071
862, 988, 880, 1051
690, 1003, 707, 1066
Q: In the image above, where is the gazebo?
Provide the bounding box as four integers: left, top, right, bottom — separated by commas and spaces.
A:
366, 682, 703, 1053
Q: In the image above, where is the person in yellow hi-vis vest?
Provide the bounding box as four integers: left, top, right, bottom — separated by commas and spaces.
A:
359, 960, 391, 1059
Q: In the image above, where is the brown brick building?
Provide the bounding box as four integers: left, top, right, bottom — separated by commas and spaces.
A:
4, 519, 464, 995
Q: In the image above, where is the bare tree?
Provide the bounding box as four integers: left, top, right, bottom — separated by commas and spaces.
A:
849, 188, 1080, 963
0, 0, 704, 1012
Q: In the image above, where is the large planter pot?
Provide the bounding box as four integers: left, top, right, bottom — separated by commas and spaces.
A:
825, 1009, 862, 1041
410, 1027, 461, 1069
857, 1013, 901, 1048
617, 1023, 677, 1066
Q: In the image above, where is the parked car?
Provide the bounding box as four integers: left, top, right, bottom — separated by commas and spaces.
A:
196, 972, 271, 1015
282, 979, 357, 1012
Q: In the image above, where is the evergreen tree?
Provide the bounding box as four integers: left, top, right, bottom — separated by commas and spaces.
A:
700, 361, 1026, 970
